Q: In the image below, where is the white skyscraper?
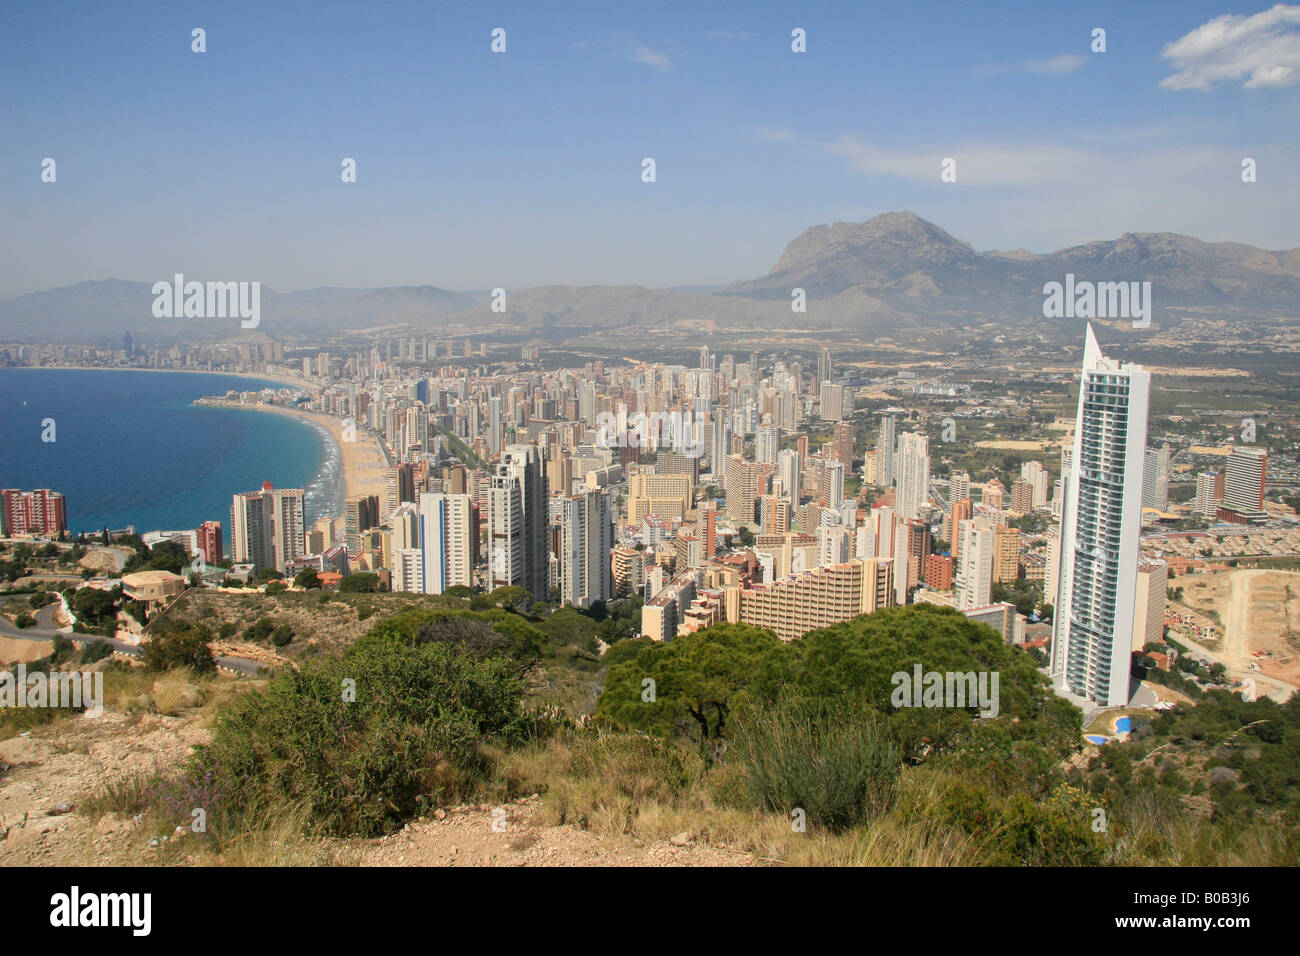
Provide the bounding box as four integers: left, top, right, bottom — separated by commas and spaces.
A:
1221, 446, 1268, 521
486, 444, 548, 599
1020, 461, 1049, 509
949, 470, 971, 505
878, 415, 897, 487
558, 488, 613, 608
820, 382, 845, 421
390, 503, 422, 592
778, 448, 801, 503
1194, 471, 1221, 518
1142, 445, 1170, 511
956, 519, 995, 610
418, 493, 473, 594
895, 432, 930, 520
1051, 326, 1151, 706
755, 423, 780, 464
824, 459, 845, 511
488, 395, 503, 456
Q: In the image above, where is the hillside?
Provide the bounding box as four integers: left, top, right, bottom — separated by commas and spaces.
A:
6, 213, 1298, 343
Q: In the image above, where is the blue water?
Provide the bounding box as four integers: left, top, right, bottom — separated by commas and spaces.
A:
1115, 717, 1131, 733
0, 369, 343, 540
1085, 735, 1110, 745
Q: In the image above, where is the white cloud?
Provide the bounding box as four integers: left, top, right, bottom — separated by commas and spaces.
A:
758, 128, 793, 142
974, 53, 1087, 76
822, 137, 1098, 185
1026, 53, 1088, 74
1161, 3, 1300, 90
629, 43, 671, 70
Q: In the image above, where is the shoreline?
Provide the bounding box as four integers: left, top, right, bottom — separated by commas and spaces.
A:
5, 364, 313, 394
200, 400, 390, 519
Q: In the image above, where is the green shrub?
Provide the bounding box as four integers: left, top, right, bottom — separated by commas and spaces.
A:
731, 697, 901, 832
143, 624, 216, 673
186, 639, 526, 837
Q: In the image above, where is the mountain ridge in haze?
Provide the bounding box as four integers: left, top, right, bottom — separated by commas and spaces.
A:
5, 213, 1298, 342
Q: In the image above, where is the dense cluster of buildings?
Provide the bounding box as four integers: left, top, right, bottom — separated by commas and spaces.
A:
33, 323, 1283, 714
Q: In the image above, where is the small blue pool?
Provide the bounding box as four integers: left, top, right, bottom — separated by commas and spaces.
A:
1115, 717, 1131, 733
1085, 735, 1110, 745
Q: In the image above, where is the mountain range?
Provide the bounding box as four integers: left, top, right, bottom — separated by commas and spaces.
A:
4, 212, 1298, 344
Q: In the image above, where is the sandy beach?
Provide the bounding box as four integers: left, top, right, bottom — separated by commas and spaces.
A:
201, 400, 390, 517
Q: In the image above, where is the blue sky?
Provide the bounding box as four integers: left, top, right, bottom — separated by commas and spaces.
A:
2, 0, 1298, 297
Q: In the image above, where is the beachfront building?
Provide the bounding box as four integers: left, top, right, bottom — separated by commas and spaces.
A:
230, 481, 305, 574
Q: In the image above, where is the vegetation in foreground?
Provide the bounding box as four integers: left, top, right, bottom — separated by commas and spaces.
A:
57, 602, 1300, 866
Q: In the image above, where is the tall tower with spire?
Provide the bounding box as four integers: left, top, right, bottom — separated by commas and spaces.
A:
1050, 325, 1150, 706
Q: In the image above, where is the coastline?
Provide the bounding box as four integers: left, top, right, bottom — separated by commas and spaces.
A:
10, 364, 313, 394
201, 400, 390, 519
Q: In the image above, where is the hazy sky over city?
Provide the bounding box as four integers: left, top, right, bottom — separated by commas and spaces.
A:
2, 0, 1298, 298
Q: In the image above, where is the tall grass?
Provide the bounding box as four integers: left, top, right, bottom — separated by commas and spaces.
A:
731, 698, 901, 833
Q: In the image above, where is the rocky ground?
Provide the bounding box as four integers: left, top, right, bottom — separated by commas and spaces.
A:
0, 695, 754, 867
340, 799, 754, 867
0, 709, 207, 866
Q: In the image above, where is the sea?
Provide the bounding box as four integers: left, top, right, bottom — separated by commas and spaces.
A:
0, 368, 344, 539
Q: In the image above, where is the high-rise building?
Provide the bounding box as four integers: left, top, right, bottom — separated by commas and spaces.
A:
956, 519, 996, 610
949, 471, 970, 504
558, 488, 613, 608
817, 347, 833, 387
777, 448, 801, 503
821, 459, 845, 511
486, 444, 548, 599
1020, 461, 1048, 509
1051, 326, 1151, 706
1194, 470, 1222, 518
419, 492, 473, 594
982, 479, 1005, 511
390, 503, 423, 593
832, 420, 854, 466
230, 481, 304, 573
488, 395, 503, 457
627, 473, 693, 525
878, 416, 897, 486
1, 489, 67, 536
1131, 558, 1168, 654
344, 494, 380, 557
895, 432, 930, 520
611, 546, 645, 598
1218, 446, 1268, 523
197, 520, 223, 564
1009, 478, 1034, 515
724, 454, 765, 525
924, 554, 955, 591
1143, 445, 1170, 511
993, 525, 1022, 584
947, 497, 973, 559
820, 382, 845, 422
755, 423, 780, 464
